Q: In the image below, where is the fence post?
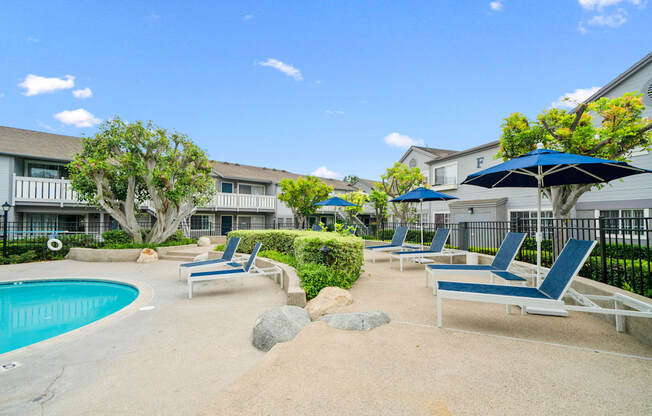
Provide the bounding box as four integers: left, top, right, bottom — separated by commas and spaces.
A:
2, 209, 8, 258
598, 217, 608, 284
458, 221, 469, 251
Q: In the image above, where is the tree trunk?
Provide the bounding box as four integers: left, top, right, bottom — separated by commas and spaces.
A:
544, 183, 592, 257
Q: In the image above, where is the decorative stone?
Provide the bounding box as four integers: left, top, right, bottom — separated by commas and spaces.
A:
252, 306, 311, 352
305, 287, 353, 320
136, 248, 158, 264
318, 310, 390, 331
193, 252, 209, 262
197, 237, 211, 247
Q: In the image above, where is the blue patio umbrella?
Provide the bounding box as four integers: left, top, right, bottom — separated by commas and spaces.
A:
462, 143, 651, 284
390, 187, 458, 248
314, 196, 357, 228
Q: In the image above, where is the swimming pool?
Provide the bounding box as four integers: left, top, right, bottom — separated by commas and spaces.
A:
0, 279, 139, 354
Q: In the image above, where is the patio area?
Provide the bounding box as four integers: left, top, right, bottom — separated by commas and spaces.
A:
1, 252, 651, 415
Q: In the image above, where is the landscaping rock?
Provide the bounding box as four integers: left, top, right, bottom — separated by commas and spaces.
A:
136, 248, 158, 264
197, 237, 211, 247
252, 306, 311, 352
305, 287, 353, 320
318, 310, 390, 331
193, 252, 209, 262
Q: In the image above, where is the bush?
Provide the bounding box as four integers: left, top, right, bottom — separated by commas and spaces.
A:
297, 262, 357, 299
294, 233, 364, 278
258, 249, 297, 268
102, 229, 132, 245
227, 230, 304, 255
227, 229, 364, 297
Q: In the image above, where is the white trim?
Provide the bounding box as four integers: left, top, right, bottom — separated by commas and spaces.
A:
594, 208, 647, 240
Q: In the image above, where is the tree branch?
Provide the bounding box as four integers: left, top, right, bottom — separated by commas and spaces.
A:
570, 103, 587, 132
540, 119, 560, 141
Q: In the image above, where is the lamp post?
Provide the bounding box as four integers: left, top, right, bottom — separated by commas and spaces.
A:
2, 201, 10, 258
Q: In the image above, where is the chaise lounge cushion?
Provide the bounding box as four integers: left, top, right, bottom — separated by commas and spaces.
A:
437, 281, 550, 299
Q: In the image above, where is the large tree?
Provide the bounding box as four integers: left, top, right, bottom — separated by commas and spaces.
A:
278, 176, 332, 228
380, 162, 425, 223
69, 118, 215, 244
498, 92, 652, 219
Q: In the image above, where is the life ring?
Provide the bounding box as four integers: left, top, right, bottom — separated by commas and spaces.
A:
47, 238, 63, 251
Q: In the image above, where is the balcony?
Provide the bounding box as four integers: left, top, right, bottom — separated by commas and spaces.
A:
208, 192, 276, 211
13, 175, 85, 206
13, 177, 276, 211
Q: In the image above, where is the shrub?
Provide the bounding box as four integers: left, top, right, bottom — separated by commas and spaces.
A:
227, 230, 304, 255
214, 243, 225, 251
297, 262, 357, 299
227, 229, 364, 296
258, 249, 297, 268
294, 233, 364, 277
102, 229, 132, 245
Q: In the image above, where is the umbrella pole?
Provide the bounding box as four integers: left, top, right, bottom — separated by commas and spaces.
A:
536, 170, 542, 287
420, 200, 424, 248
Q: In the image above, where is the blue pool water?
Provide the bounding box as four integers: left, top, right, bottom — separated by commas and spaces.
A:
0, 280, 138, 354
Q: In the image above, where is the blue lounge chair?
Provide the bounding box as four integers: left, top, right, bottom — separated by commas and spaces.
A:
188, 242, 262, 299
389, 228, 451, 272
311, 223, 322, 231
435, 239, 597, 327
365, 226, 410, 263
426, 232, 527, 293
178, 237, 241, 281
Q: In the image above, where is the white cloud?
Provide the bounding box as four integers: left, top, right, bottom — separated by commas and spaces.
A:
578, 0, 641, 10
257, 58, 303, 81
243, 14, 254, 21
37, 121, 59, 132
490, 1, 503, 11
18, 74, 75, 96
578, 22, 588, 33
325, 109, 344, 115
588, 8, 628, 27
383, 132, 424, 148
311, 166, 341, 179
26, 36, 39, 43
0, 93, 4, 99
72, 87, 93, 99
550, 86, 601, 108
54, 109, 101, 128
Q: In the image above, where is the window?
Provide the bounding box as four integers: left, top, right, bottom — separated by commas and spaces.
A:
509, 210, 554, 238
239, 183, 265, 195
409, 158, 417, 168
433, 212, 450, 226
476, 157, 484, 169
190, 215, 212, 230
221, 182, 233, 193
433, 163, 457, 187
27, 161, 69, 179
599, 209, 645, 237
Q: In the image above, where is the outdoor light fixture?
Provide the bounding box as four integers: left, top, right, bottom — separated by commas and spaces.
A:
2, 202, 9, 212
2, 201, 9, 258
467, 207, 474, 215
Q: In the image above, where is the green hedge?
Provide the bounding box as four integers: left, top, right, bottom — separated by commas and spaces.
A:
228, 229, 364, 299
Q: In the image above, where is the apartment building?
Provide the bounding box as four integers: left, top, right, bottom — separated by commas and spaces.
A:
0, 126, 372, 235
398, 52, 652, 226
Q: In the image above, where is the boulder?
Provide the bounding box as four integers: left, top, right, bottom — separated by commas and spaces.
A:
252, 306, 311, 352
193, 252, 209, 262
197, 237, 211, 247
136, 248, 158, 264
318, 310, 390, 331
305, 287, 353, 320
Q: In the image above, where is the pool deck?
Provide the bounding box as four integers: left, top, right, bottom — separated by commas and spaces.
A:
1, 253, 651, 415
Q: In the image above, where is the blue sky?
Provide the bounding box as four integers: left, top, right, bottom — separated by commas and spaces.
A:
1, 1, 650, 180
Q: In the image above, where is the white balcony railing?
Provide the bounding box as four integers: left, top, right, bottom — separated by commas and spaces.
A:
210, 192, 276, 211
13, 175, 84, 205
13, 176, 275, 211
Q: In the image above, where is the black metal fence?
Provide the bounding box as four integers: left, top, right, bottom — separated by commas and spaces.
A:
366, 218, 651, 297
2, 217, 650, 297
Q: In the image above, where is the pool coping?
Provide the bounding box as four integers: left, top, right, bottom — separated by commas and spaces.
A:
0, 276, 154, 361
